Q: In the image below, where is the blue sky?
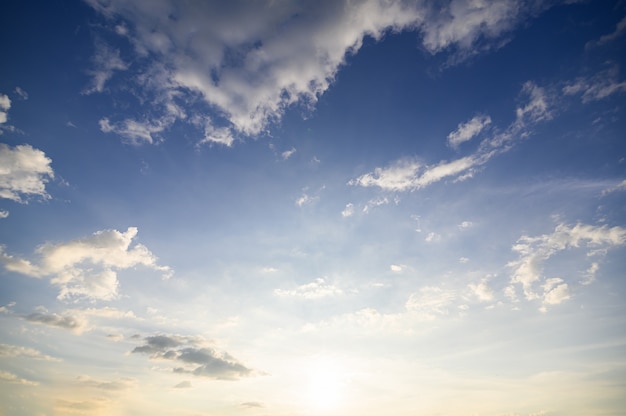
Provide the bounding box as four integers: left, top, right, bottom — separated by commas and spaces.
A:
1, 1, 626, 415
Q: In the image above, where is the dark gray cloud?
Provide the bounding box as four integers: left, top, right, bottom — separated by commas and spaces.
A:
24, 312, 87, 333
132, 334, 253, 380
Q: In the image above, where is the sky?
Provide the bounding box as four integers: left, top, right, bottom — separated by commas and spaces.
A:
1, 0, 626, 415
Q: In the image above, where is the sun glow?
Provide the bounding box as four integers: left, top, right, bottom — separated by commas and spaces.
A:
305, 357, 347, 412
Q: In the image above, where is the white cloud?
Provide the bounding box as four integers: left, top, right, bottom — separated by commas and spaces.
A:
351, 82, 551, 191
0, 227, 172, 301
0, 210, 8, 218
459, 257, 470, 264
405, 286, 456, 318
341, 203, 355, 218
274, 277, 342, 299
508, 223, 626, 307
0, 143, 54, 203
281, 147, 296, 160
0, 94, 10, 124
563, 66, 626, 103
458, 221, 473, 229
601, 179, 626, 196
447, 114, 491, 148
425, 232, 440, 242
468, 279, 494, 302
99, 117, 170, 145
85, 0, 552, 143
541, 277, 570, 306
390, 264, 404, 273
83, 40, 128, 94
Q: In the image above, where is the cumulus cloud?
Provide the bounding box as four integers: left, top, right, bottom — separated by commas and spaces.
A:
131, 334, 252, 380
447, 114, 491, 148
84, 0, 555, 143
0, 210, 8, 218
0, 143, 54, 202
507, 223, 626, 309
0, 227, 172, 301
274, 277, 342, 299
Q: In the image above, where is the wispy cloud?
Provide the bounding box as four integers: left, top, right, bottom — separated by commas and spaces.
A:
507, 223, 626, 309
563, 66, 626, 103
447, 114, 491, 148
275, 277, 342, 299
350, 81, 552, 191
0, 343, 60, 361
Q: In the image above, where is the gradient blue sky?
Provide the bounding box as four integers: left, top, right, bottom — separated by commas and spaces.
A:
1, 1, 626, 415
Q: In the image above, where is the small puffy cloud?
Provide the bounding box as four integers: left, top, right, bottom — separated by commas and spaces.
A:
341, 203, 355, 218
508, 223, 626, 308
0, 143, 54, 202
274, 277, 342, 299
281, 147, 296, 160
458, 221, 473, 229
459, 257, 469, 264
390, 264, 404, 273
563, 67, 626, 103
132, 334, 252, 380
0, 227, 172, 301
425, 232, 440, 242
0, 210, 8, 218
468, 279, 494, 302
0, 370, 38, 386
447, 114, 491, 148
0, 94, 10, 124
24, 311, 88, 333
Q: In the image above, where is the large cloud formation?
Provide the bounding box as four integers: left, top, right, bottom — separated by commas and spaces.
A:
84, 0, 558, 145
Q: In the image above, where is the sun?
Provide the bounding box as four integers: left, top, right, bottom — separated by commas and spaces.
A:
305, 357, 346, 412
